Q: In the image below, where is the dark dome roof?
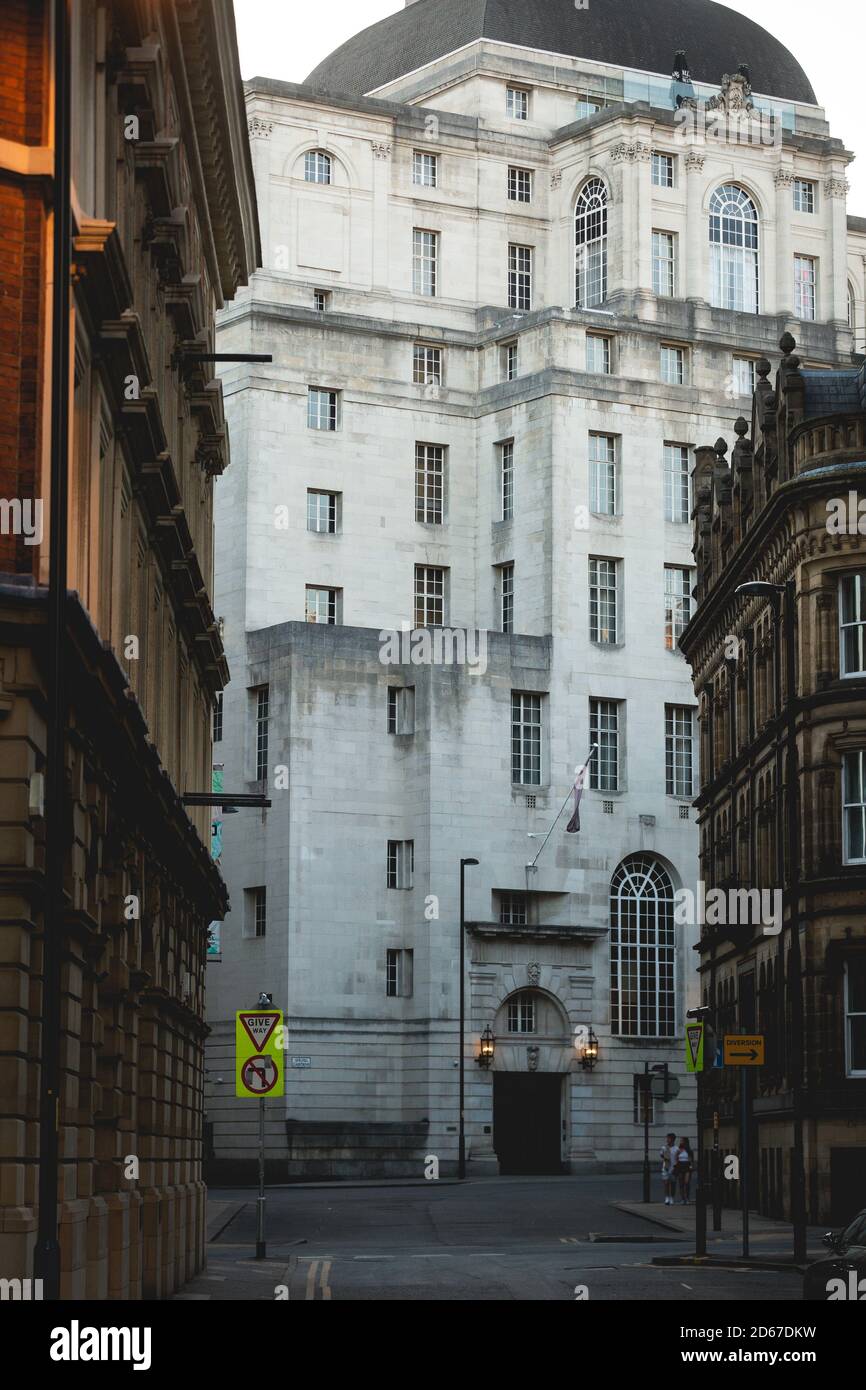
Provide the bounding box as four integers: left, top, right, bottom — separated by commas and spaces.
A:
305, 0, 816, 105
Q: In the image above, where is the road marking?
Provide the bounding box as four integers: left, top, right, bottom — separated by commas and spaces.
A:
412, 1254, 452, 1259
559, 1237, 580, 1244
305, 1260, 319, 1300
354, 1255, 394, 1260
681, 1282, 692, 1290
320, 1258, 332, 1301
468, 1252, 506, 1257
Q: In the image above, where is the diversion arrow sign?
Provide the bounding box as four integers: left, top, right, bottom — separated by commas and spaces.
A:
723, 1034, 764, 1066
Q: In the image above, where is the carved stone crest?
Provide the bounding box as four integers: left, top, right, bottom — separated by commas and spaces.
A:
247, 117, 273, 139
706, 72, 754, 114
684, 152, 705, 173
527, 962, 541, 986
371, 142, 391, 160
527, 1045, 540, 1072
610, 140, 651, 164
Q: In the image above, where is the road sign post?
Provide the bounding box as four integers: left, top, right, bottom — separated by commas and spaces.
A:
723, 1035, 764, 1257
236, 1008, 284, 1261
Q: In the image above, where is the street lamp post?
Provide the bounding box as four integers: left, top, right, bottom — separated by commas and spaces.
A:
458, 858, 479, 1180
735, 580, 806, 1261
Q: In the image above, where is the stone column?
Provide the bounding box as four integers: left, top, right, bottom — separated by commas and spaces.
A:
824, 173, 852, 325
774, 169, 794, 318
684, 151, 706, 301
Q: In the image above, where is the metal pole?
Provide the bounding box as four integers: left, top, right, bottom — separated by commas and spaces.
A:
35, 0, 71, 1301
784, 580, 807, 1262
741, 1071, 749, 1258
713, 1108, 722, 1231
459, 861, 465, 1181
695, 1067, 706, 1255
642, 1063, 651, 1203
528, 745, 597, 870
255, 1098, 266, 1259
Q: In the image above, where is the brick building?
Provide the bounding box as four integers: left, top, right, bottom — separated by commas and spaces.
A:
0, 0, 258, 1297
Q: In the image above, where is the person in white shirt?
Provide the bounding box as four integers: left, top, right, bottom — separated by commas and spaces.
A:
659, 1132, 677, 1205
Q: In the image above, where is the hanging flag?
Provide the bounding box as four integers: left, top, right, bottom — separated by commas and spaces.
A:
566, 762, 588, 833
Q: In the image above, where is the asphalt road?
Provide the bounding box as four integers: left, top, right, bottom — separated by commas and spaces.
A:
176, 1174, 805, 1302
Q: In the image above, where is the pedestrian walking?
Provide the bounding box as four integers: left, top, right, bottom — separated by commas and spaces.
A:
675, 1136, 694, 1203
659, 1131, 677, 1205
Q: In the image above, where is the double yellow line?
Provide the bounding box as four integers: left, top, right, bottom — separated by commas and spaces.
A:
304, 1257, 332, 1300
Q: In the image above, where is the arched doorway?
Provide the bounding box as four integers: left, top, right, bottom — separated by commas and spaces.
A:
491, 989, 570, 1175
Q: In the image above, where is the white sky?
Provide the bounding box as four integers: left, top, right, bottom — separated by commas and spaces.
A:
232, 0, 866, 211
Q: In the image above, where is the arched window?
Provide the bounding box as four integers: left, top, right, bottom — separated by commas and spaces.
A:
575, 178, 608, 307
610, 855, 676, 1037
305, 150, 332, 185
709, 184, 759, 312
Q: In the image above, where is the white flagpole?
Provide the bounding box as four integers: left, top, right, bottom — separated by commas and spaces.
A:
526, 743, 598, 873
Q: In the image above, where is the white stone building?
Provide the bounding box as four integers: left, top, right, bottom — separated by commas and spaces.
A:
205, 0, 864, 1178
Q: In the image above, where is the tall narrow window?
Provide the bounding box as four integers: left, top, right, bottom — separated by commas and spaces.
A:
413, 151, 437, 187
589, 698, 620, 791
307, 490, 339, 533
575, 179, 608, 308
245, 887, 267, 939
732, 356, 756, 396
793, 179, 815, 213
506, 86, 529, 120
387, 840, 415, 889
665, 706, 694, 797
652, 231, 676, 297
212, 692, 223, 744
610, 856, 676, 1037
255, 686, 269, 781
844, 960, 866, 1076
840, 573, 866, 676
503, 341, 518, 381
499, 440, 514, 520
664, 566, 693, 649
499, 563, 514, 634
413, 229, 438, 297
651, 152, 674, 187
660, 344, 686, 384
709, 184, 759, 312
664, 444, 690, 523
386, 948, 414, 998
589, 433, 618, 515
415, 444, 444, 524
794, 254, 817, 321
507, 166, 532, 202
305, 150, 332, 184
511, 692, 542, 786
508, 244, 532, 310
589, 558, 619, 644
507, 992, 536, 1033
843, 751, 866, 864
586, 334, 611, 374
415, 565, 446, 626
388, 686, 415, 736
413, 344, 442, 385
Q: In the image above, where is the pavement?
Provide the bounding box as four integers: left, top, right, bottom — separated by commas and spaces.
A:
174, 1174, 817, 1301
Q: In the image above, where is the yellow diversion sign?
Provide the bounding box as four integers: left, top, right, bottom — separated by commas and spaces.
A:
235, 1009, 284, 1097
723, 1034, 765, 1066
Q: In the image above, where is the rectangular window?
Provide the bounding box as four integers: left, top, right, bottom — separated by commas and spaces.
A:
652, 231, 676, 297
212, 692, 223, 744
794, 254, 817, 321
413, 344, 442, 385
589, 557, 619, 645
840, 573, 866, 676
307, 387, 338, 431
414, 565, 446, 626
413, 151, 438, 187
732, 356, 757, 397
388, 686, 415, 736
387, 840, 415, 890
660, 344, 686, 385
586, 334, 611, 374
305, 586, 340, 624
793, 178, 815, 213
499, 892, 527, 926
307, 490, 339, 534
386, 948, 414, 999
651, 152, 674, 187
499, 563, 514, 634
589, 433, 618, 516
245, 887, 267, 939
576, 94, 603, 120
313, 288, 330, 312
844, 960, 866, 1075
665, 705, 694, 797
499, 440, 514, 521
508, 244, 532, 310
305, 150, 331, 184
511, 692, 542, 786
507, 166, 532, 202
503, 340, 518, 382
413, 229, 438, 297
506, 86, 529, 120
415, 443, 445, 524
255, 686, 269, 781
589, 698, 620, 791
664, 566, 693, 650
843, 750, 866, 864
507, 994, 536, 1033
634, 1085, 655, 1125
663, 444, 691, 523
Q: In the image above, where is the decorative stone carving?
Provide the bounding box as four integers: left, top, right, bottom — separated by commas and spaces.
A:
684, 152, 705, 173
371, 142, 391, 160
610, 140, 651, 164
247, 117, 273, 139
527, 962, 541, 986
550, 170, 562, 189
824, 176, 850, 199
527, 1045, 540, 1072
706, 71, 755, 114
774, 170, 794, 188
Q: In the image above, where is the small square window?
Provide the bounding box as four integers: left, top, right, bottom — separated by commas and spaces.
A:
413, 344, 443, 385
413, 151, 438, 188
307, 387, 339, 431
499, 892, 527, 926
307, 490, 340, 534
576, 94, 603, 120
305, 586, 341, 624
305, 150, 331, 184
507, 167, 532, 202
506, 86, 529, 120
660, 345, 687, 385
313, 289, 330, 312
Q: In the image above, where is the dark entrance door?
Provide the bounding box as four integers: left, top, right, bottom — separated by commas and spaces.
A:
493, 1073, 563, 1175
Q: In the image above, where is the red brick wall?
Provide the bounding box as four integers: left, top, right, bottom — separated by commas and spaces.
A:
0, 0, 47, 575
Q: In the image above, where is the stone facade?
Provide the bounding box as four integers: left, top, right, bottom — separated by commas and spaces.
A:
0, 0, 258, 1297
680, 339, 866, 1225
207, 35, 861, 1178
